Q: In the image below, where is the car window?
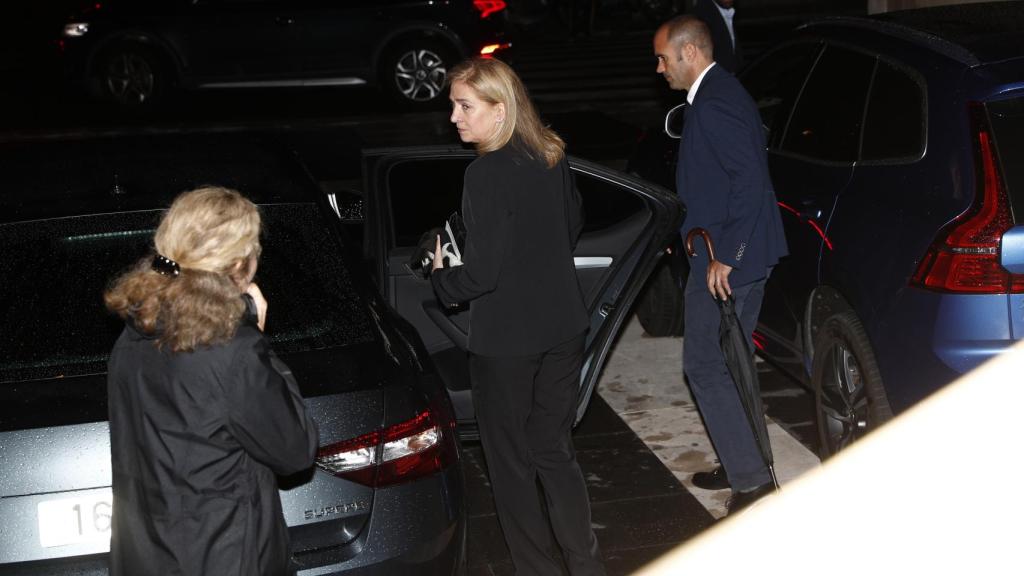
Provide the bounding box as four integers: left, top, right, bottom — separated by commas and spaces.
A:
861, 59, 926, 162
988, 96, 1024, 223
0, 203, 374, 385
386, 157, 644, 248
387, 158, 473, 248
573, 169, 644, 232
780, 45, 875, 163
740, 41, 822, 148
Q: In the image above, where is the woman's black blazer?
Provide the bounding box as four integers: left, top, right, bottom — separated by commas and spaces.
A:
432, 145, 588, 357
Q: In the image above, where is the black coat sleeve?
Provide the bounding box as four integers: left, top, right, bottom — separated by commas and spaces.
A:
431, 160, 513, 305
225, 331, 320, 476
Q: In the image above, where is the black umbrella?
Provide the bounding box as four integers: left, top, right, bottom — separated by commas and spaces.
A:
685, 227, 778, 489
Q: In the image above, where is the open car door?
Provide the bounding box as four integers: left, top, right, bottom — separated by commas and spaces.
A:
359, 146, 683, 434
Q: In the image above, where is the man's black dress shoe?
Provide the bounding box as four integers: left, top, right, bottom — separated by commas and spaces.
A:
726, 482, 776, 516
691, 465, 730, 491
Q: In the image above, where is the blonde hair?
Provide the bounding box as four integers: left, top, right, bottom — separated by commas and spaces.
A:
105, 186, 262, 352
449, 57, 565, 167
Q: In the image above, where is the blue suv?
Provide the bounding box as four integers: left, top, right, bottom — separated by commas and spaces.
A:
749, 4, 1024, 456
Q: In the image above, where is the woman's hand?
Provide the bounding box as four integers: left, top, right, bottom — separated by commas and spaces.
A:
432, 235, 445, 271
245, 282, 268, 332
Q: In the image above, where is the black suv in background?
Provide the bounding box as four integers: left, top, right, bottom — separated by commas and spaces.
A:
58, 0, 511, 109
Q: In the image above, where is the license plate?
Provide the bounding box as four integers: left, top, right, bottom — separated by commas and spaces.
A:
37, 490, 113, 548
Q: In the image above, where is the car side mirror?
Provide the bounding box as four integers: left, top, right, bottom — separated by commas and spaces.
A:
664, 102, 686, 140
326, 189, 364, 224
1001, 225, 1024, 274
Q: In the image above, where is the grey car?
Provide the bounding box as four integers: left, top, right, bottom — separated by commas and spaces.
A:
0, 133, 682, 573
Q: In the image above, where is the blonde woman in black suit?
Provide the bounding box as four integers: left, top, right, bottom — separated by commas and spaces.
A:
431, 57, 605, 575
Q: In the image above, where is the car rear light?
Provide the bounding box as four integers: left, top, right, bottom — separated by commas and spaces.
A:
63, 22, 90, 37
479, 42, 511, 58
316, 407, 456, 487
911, 103, 1024, 293
473, 0, 507, 18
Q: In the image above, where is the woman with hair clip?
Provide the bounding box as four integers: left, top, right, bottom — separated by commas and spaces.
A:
104, 186, 319, 576
432, 58, 606, 575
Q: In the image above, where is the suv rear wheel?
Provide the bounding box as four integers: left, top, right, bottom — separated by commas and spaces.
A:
380, 39, 454, 107
811, 311, 894, 458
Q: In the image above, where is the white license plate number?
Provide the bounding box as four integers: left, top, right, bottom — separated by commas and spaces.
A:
37, 490, 113, 548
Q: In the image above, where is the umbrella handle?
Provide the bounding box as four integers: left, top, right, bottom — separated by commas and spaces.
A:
685, 227, 717, 262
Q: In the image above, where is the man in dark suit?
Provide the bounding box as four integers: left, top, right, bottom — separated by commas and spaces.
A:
691, 0, 742, 73
653, 14, 787, 514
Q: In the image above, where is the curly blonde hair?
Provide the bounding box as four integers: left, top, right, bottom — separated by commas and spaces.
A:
105, 186, 262, 352
448, 57, 565, 167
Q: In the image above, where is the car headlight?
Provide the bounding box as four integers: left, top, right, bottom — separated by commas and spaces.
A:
63, 22, 90, 37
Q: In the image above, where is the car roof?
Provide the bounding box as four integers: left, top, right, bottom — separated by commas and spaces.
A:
801, 1, 1024, 67
0, 132, 317, 225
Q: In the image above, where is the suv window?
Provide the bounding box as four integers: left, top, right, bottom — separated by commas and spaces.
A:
741, 41, 822, 148
386, 157, 644, 248
989, 96, 1024, 223
781, 45, 875, 163
861, 59, 926, 162
0, 203, 373, 385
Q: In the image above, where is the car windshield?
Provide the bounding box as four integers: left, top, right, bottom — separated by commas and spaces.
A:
989, 96, 1024, 223
0, 202, 375, 385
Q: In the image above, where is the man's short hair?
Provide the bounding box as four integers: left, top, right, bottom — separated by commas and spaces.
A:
661, 15, 713, 60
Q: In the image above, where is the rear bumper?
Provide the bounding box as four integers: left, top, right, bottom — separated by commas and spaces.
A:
1, 465, 465, 576
295, 465, 465, 575
873, 288, 1018, 413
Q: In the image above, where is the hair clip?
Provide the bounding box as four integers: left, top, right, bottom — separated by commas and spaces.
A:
152, 254, 181, 277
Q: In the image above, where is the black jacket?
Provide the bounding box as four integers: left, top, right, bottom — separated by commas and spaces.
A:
692, 0, 742, 73
432, 145, 588, 356
107, 316, 319, 576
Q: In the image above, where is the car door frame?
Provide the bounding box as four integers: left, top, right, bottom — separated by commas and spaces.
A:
360, 145, 684, 424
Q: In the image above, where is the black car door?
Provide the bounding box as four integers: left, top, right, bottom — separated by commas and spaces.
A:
359, 147, 683, 428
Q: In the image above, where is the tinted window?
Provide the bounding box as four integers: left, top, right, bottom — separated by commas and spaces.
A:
0, 203, 374, 384
388, 158, 472, 248
989, 96, 1024, 223
861, 60, 925, 161
781, 46, 875, 162
387, 157, 644, 248
574, 170, 643, 231
741, 42, 822, 147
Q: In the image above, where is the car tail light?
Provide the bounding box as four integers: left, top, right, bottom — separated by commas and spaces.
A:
479, 42, 511, 58
316, 406, 457, 487
912, 103, 1024, 293
473, 0, 507, 18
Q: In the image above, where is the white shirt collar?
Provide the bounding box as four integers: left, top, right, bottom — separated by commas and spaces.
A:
686, 62, 716, 105
716, 3, 737, 47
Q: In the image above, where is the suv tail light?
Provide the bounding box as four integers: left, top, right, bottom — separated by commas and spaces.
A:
316, 404, 458, 487
473, 0, 507, 18
912, 103, 1024, 293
